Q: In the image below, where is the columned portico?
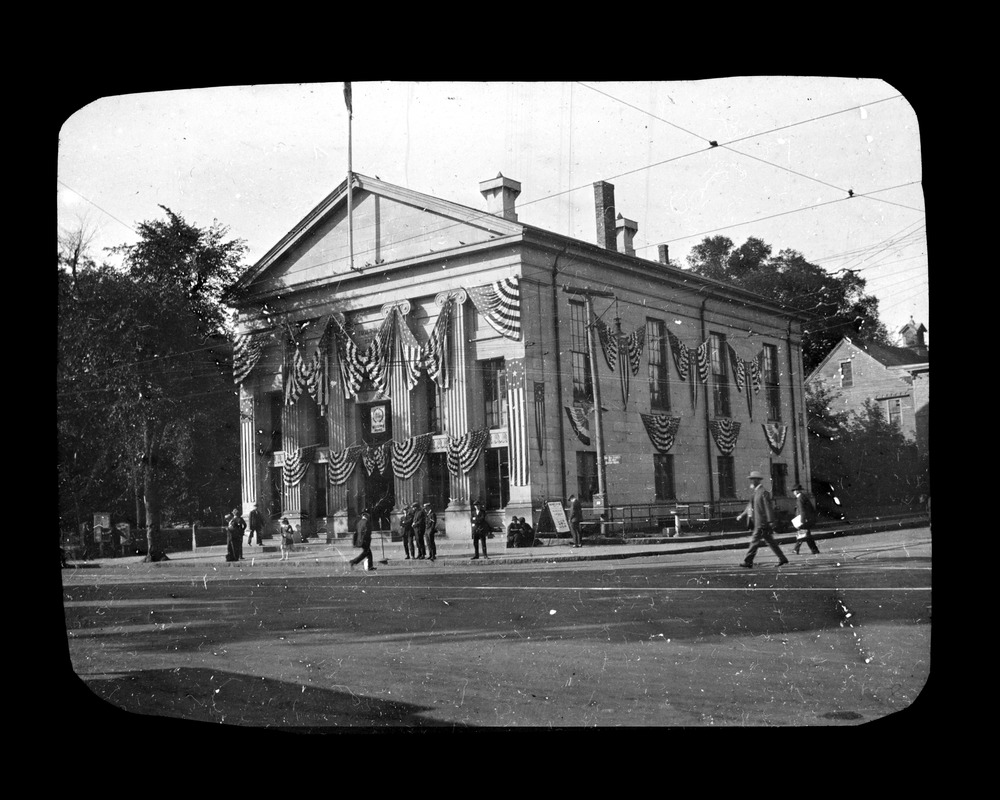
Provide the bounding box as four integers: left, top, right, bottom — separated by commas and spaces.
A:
437, 289, 473, 538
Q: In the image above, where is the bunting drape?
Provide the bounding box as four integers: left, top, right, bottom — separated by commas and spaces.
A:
422, 297, 453, 389
665, 329, 709, 409
446, 428, 491, 476
233, 331, 269, 384
639, 413, 681, 453
326, 444, 364, 485
391, 433, 434, 480
762, 422, 787, 454
362, 442, 390, 476
282, 447, 310, 487
467, 276, 521, 340
594, 319, 645, 406
565, 405, 592, 446
708, 418, 741, 455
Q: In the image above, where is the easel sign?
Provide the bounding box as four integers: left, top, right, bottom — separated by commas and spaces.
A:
546, 501, 570, 534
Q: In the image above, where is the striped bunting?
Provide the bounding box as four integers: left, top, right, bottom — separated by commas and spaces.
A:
750, 351, 763, 394
233, 331, 269, 384
594, 320, 645, 406
708, 418, 741, 455
391, 433, 434, 481
565, 405, 591, 446
365, 312, 396, 397
666, 328, 690, 381
762, 422, 787, 454
446, 428, 491, 476
695, 340, 710, 383
326, 445, 364, 486
284, 347, 309, 405
362, 442, 390, 476
533, 381, 546, 464
393, 307, 424, 391
594, 319, 618, 370
282, 447, 310, 487
304, 349, 328, 414
422, 297, 453, 389
639, 413, 681, 454
506, 360, 529, 486
467, 276, 521, 340
331, 316, 367, 400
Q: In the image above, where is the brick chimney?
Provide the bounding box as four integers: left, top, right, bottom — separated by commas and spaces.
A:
615, 214, 638, 256
479, 173, 521, 221
594, 181, 616, 250
657, 244, 670, 264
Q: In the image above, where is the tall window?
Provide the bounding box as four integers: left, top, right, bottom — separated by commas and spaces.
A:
426, 452, 449, 512
314, 459, 328, 518
717, 456, 735, 499
710, 332, 731, 418
268, 391, 283, 453
771, 463, 788, 497
653, 454, 675, 501
647, 318, 670, 411
763, 343, 781, 421
576, 451, 598, 502
886, 397, 902, 429
840, 360, 853, 387
484, 447, 510, 509
569, 300, 594, 405
482, 357, 508, 428
426, 376, 442, 434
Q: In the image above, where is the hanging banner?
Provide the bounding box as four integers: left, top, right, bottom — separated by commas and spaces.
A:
467, 276, 521, 340
327, 445, 364, 486
233, 331, 270, 385
506, 360, 530, 487
533, 381, 546, 465
639, 413, 681, 453
391, 433, 434, 480
446, 428, 491, 476
708, 418, 741, 455
762, 422, 788, 454
282, 448, 310, 486
565, 405, 592, 446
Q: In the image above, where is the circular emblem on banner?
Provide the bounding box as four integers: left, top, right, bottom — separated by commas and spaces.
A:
371, 405, 386, 434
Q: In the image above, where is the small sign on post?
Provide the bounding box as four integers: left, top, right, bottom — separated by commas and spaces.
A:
546, 501, 570, 534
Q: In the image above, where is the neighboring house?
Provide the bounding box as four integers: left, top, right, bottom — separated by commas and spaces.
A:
225, 172, 812, 539
806, 319, 929, 451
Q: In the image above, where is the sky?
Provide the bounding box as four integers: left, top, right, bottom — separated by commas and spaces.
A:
57, 78, 929, 344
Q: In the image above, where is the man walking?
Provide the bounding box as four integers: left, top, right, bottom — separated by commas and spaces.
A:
400, 503, 415, 559
424, 502, 438, 561
740, 471, 788, 569
568, 494, 583, 548
412, 501, 427, 559
792, 483, 821, 555
349, 510, 375, 572
471, 499, 489, 559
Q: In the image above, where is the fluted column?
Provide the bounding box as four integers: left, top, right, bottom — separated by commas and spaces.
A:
326, 315, 350, 537
437, 289, 472, 538
383, 301, 414, 524
239, 383, 257, 517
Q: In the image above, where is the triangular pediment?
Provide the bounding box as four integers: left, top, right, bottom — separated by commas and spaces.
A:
232, 174, 524, 297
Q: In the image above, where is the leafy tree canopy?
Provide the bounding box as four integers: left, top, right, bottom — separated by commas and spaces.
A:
686, 235, 891, 371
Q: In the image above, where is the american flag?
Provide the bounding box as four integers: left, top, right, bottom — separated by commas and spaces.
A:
506, 360, 529, 486
327, 445, 364, 485
233, 331, 268, 385
391, 433, 434, 480
446, 428, 490, 476
565, 405, 591, 446
467, 276, 521, 340
422, 297, 453, 389
282, 447, 310, 487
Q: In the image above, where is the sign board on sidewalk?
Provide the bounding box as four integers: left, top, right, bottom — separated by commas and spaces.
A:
546, 501, 570, 533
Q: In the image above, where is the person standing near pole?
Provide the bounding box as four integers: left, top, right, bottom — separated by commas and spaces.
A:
568, 494, 583, 548
247, 506, 264, 546
412, 501, 426, 559
740, 472, 788, 569
471, 499, 490, 559
424, 502, 438, 562
400, 503, 415, 560
349, 510, 375, 572
791, 483, 821, 555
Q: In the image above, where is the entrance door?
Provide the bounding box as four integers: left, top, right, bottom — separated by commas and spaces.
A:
360, 401, 394, 529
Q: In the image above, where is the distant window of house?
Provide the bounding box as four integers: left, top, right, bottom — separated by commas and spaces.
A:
577, 451, 599, 503
570, 301, 594, 405
886, 397, 902, 429
771, 463, 788, 497
482, 357, 508, 428
647, 318, 670, 411
840, 360, 853, 388
653, 454, 675, 501
710, 332, 731, 418
764, 343, 781, 421
717, 455, 736, 499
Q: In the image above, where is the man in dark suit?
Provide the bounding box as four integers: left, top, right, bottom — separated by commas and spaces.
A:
247, 507, 264, 546
471, 500, 489, 559
412, 502, 427, 559
740, 471, 788, 569
423, 503, 438, 561
400, 503, 415, 559
349, 510, 375, 571
792, 483, 821, 555
568, 495, 583, 548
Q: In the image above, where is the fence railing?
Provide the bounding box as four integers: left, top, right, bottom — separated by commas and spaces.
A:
575, 498, 791, 538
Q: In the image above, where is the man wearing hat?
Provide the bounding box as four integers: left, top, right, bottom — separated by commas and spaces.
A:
226, 508, 246, 562
400, 502, 415, 559
349, 509, 375, 571
792, 483, 820, 555
471, 499, 489, 559
740, 471, 788, 568
412, 501, 427, 559
423, 502, 438, 561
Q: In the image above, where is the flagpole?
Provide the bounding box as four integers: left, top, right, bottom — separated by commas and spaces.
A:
344, 82, 355, 272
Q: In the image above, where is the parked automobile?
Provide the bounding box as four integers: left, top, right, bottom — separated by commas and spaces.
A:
811, 478, 848, 521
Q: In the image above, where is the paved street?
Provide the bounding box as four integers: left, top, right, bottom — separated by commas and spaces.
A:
58, 527, 931, 730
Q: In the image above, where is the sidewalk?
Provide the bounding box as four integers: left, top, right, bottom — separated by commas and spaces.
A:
64, 514, 930, 571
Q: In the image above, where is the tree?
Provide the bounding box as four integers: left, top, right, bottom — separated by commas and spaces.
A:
686, 236, 891, 372
58, 208, 247, 559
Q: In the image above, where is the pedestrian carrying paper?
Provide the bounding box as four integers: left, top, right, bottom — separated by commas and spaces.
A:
791, 514, 803, 530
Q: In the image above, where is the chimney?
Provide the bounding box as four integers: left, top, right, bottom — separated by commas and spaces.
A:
657, 244, 670, 265
479, 173, 521, 221
594, 181, 616, 250
615, 214, 638, 256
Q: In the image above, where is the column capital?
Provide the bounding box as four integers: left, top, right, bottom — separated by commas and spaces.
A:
435, 289, 467, 307
380, 299, 412, 316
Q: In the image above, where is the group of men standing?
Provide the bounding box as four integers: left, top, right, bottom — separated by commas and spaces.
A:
399, 501, 439, 561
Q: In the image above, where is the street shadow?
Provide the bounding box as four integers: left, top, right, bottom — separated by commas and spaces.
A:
78, 666, 468, 729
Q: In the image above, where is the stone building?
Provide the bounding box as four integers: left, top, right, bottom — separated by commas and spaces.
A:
226, 173, 812, 541
806, 320, 929, 451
